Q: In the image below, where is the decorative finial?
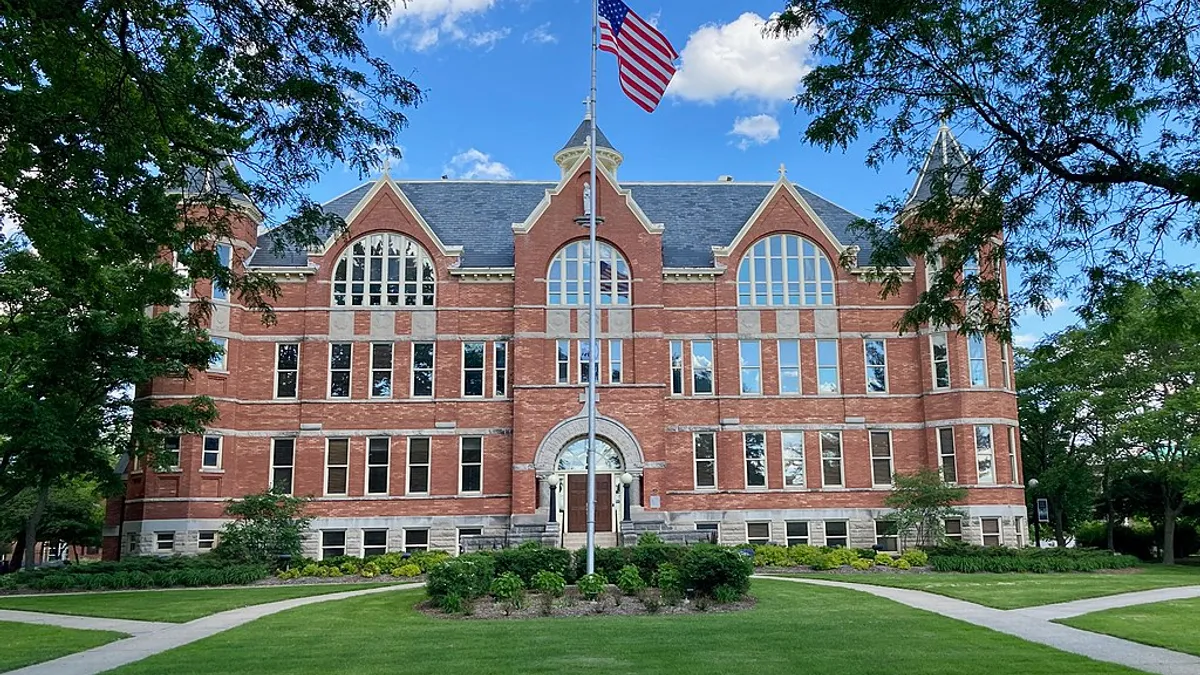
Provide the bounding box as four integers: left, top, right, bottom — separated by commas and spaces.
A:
582, 98, 591, 121
939, 114, 950, 130
778, 163, 787, 178
382, 154, 392, 178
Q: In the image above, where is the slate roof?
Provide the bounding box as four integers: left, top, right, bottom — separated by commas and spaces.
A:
177, 157, 253, 204
906, 124, 972, 205
558, 118, 616, 154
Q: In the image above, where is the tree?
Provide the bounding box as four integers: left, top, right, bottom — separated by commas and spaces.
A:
0, 480, 106, 566
214, 489, 311, 567
0, 2, 420, 566
772, 0, 1200, 337
885, 468, 967, 547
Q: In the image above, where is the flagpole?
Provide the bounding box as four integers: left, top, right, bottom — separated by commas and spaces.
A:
585, 0, 600, 577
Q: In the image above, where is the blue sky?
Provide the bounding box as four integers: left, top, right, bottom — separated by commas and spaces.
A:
322, 0, 1080, 342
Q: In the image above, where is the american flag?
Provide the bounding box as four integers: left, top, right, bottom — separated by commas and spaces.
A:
598, 0, 678, 113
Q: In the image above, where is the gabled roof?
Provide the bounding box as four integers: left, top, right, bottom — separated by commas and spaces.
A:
558, 118, 616, 154
906, 124, 972, 205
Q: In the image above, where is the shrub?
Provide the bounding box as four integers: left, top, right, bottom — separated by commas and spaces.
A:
576, 572, 606, 601
615, 565, 647, 596
853, 548, 878, 560
213, 488, 311, 568
850, 558, 872, 571
393, 564, 423, 578
752, 545, 790, 567
277, 568, 302, 580
640, 592, 662, 613
574, 547, 632, 582
786, 544, 823, 567
713, 584, 743, 604
810, 553, 841, 571
426, 554, 495, 604
531, 570, 567, 597
655, 564, 684, 604
873, 552, 894, 566
829, 548, 860, 566
340, 561, 361, 576
678, 545, 752, 598
408, 550, 451, 573
493, 542, 571, 583
896, 559, 912, 570
489, 571, 526, 615
901, 549, 929, 567
629, 544, 684, 582
926, 545, 1140, 573
637, 532, 664, 546
360, 562, 380, 578
299, 563, 320, 577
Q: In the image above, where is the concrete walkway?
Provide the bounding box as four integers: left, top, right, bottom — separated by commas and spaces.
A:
0, 609, 169, 637
1013, 584, 1200, 621
758, 575, 1200, 675
3, 582, 422, 675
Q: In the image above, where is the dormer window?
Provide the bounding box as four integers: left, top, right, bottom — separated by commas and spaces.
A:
332, 233, 435, 307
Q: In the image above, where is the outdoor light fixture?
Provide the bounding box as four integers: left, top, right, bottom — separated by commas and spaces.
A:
547, 474, 561, 487
620, 472, 633, 486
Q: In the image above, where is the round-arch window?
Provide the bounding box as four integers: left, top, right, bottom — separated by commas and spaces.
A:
556, 437, 623, 471
332, 233, 435, 307
547, 241, 631, 305
737, 234, 835, 306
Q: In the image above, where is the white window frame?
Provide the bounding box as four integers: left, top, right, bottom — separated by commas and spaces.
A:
325, 438, 350, 496
328, 342, 352, 399
743, 432, 767, 489
201, 435, 222, 470
461, 342, 486, 397
557, 339, 571, 385
1008, 426, 1018, 484
212, 242, 232, 301
161, 436, 181, 471
785, 521, 809, 547
407, 437, 431, 495
736, 233, 836, 306
691, 340, 714, 395
669, 340, 684, 395
270, 438, 295, 494
404, 528, 430, 553
693, 432, 717, 490
875, 520, 900, 552
824, 521, 848, 548
209, 336, 228, 372
938, 427, 958, 483
546, 240, 632, 306
746, 522, 771, 545
366, 437, 390, 495
578, 340, 597, 384
1000, 342, 1011, 389
198, 531, 217, 550
459, 436, 483, 495
945, 517, 963, 542
275, 343, 299, 399
781, 431, 805, 488
494, 342, 508, 397
869, 430, 893, 487
331, 233, 436, 308
370, 343, 393, 399
975, 425, 995, 485
320, 530, 346, 560
931, 333, 950, 390
608, 338, 623, 384
968, 333, 988, 387
864, 339, 888, 393
981, 517, 1003, 546
362, 529, 388, 557
816, 339, 840, 394
820, 431, 844, 488
411, 342, 435, 398
739, 340, 762, 395
778, 339, 801, 395
156, 532, 175, 552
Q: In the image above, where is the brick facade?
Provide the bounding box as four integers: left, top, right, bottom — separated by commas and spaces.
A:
105, 123, 1026, 559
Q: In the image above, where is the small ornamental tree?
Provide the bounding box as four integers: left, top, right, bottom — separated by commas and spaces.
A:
885, 468, 967, 548
214, 488, 310, 567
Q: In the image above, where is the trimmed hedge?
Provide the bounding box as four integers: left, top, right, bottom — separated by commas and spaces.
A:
8, 563, 269, 592
926, 544, 1139, 573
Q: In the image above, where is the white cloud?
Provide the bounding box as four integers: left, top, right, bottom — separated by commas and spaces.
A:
523, 22, 557, 44
1013, 334, 1040, 348
729, 114, 780, 149
467, 27, 510, 49
444, 149, 514, 180
387, 0, 507, 51
670, 12, 816, 103
1047, 297, 1068, 313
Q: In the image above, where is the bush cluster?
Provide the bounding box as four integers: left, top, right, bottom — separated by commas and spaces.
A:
926, 544, 1139, 573
741, 544, 932, 572
1, 555, 270, 592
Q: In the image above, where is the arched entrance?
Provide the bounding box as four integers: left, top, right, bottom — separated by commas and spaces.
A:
554, 437, 624, 536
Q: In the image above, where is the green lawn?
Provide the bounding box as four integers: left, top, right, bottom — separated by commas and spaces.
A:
1058, 597, 1200, 656
0, 620, 126, 671
0, 583, 400, 623
788, 565, 1200, 609
106, 580, 1139, 675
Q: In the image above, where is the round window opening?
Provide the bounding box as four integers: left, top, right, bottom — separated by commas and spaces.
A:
556, 437, 623, 471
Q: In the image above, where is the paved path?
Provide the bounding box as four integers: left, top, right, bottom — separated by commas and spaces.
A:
1013, 584, 1200, 621
758, 576, 1200, 675
0, 609, 169, 636
3, 582, 422, 675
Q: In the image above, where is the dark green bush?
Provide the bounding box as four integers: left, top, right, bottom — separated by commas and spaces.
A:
492, 542, 572, 583
926, 544, 1139, 573
576, 573, 606, 600
426, 553, 495, 603
615, 565, 647, 596
655, 563, 684, 604
573, 546, 632, 582
530, 570, 567, 597
678, 545, 752, 598
629, 544, 684, 581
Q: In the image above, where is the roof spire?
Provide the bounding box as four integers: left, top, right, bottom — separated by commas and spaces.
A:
905, 123, 971, 206
778, 163, 788, 179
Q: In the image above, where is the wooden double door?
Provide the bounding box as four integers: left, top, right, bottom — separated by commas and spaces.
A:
566, 473, 613, 533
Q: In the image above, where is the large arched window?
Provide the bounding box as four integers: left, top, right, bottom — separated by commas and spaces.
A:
332, 233, 435, 307
737, 234, 835, 306
556, 437, 623, 471
547, 241, 631, 305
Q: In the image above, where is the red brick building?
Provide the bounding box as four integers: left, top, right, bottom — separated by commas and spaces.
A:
105, 120, 1026, 559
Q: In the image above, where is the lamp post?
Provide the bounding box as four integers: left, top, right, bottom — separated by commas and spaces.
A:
620, 472, 633, 523
547, 474, 560, 523
1027, 478, 1040, 548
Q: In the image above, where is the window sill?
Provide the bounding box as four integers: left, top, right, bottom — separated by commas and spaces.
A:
199, 469, 225, 474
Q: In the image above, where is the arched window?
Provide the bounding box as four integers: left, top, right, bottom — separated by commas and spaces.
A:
332, 233, 435, 307
737, 234, 835, 306
556, 437, 623, 471
547, 241, 631, 305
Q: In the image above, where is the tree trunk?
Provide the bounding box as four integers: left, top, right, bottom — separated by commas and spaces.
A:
1053, 506, 1067, 548
1163, 506, 1178, 565
10, 537, 25, 572
1103, 466, 1115, 551
21, 482, 50, 570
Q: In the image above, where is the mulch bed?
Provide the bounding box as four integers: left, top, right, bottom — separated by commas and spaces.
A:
419, 586, 756, 620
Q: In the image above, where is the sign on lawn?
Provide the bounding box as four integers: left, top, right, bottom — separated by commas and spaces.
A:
1036, 498, 1050, 523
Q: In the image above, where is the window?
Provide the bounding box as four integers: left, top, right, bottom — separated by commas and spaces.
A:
209, 336, 228, 371
695, 522, 719, 537
321, 530, 346, 559
816, 339, 840, 394
782, 432, 805, 488
366, 438, 389, 495
156, 532, 174, 552
202, 435, 222, 470
931, 333, 950, 389
739, 340, 761, 394
494, 342, 508, 396
925, 253, 942, 291
981, 517, 1002, 546
460, 437, 483, 494
963, 253, 980, 279
870, 431, 893, 486
458, 528, 483, 553
825, 521, 848, 548
1014, 517, 1026, 547
975, 425, 995, 484
1008, 426, 1018, 484
820, 431, 843, 487
371, 343, 393, 398
271, 438, 295, 494
332, 233, 435, 307
127, 533, 138, 554
691, 340, 714, 395
198, 531, 216, 550
213, 243, 232, 301
404, 529, 429, 553
547, 241, 631, 305
744, 432, 766, 488
407, 438, 430, 494
462, 342, 485, 396
275, 343, 299, 398
786, 522, 809, 547
938, 428, 957, 483
747, 522, 771, 545
325, 439, 349, 495
1000, 343, 1011, 389
578, 340, 597, 383
328, 343, 352, 398
669, 340, 684, 394
412, 342, 434, 397
608, 339, 623, 383
161, 436, 181, 470
945, 518, 963, 542
968, 333, 987, 387
693, 432, 716, 489
875, 521, 899, 552
737, 234, 835, 306
864, 339, 887, 393
557, 339, 570, 384
778, 340, 800, 394
363, 530, 388, 557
